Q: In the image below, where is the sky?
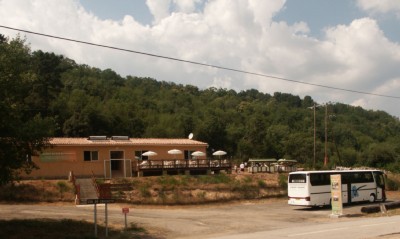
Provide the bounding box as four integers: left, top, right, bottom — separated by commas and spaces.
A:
1, 0, 400, 117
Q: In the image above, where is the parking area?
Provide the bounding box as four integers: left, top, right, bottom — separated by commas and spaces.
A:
2, 193, 398, 239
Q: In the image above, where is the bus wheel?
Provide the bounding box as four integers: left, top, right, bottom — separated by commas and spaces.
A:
369, 194, 376, 203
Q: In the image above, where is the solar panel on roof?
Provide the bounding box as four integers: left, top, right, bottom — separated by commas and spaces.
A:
88, 136, 108, 140
111, 136, 129, 140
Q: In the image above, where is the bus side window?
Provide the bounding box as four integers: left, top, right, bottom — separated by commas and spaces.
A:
341, 173, 347, 184
373, 172, 385, 187
364, 172, 374, 183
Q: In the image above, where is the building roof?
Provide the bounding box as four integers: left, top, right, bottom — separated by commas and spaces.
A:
49, 137, 208, 147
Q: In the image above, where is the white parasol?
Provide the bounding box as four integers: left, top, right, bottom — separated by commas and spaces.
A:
142, 151, 157, 156
142, 151, 157, 160
168, 149, 183, 155
168, 149, 182, 160
212, 150, 227, 156
191, 151, 206, 157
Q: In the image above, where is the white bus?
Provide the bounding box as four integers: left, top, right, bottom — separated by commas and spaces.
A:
288, 170, 386, 207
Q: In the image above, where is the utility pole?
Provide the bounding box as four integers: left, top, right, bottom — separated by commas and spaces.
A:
313, 104, 316, 169
309, 103, 317, 169
324, 104, 328, 167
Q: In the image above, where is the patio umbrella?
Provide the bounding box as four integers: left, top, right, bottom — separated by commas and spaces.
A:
168, 149, 182, 160
142, 151, 157, 156
212, 150, 227, 156
142, 151, 157, 160
191, 151, 206, 157
168, 149, 183, 155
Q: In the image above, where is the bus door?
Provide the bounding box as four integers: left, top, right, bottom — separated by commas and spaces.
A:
346, 183, 352, 203
373, 171, 386, 201
341, 173, 352, 204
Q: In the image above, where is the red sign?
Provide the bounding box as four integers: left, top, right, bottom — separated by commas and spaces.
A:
122, 207, 129, 214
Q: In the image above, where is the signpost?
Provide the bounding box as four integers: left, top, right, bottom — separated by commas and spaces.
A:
86, 198, 116, 204
330, 174, 343, 217
86, 198, 116, 237
122, 207, 130, 229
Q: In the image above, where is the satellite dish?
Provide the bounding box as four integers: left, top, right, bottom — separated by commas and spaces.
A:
188, 133, 194, 139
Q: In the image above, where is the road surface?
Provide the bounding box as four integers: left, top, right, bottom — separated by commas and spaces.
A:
0, 198, 399, 239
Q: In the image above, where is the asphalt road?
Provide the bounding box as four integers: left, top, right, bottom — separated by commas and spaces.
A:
0, 198, 399, 239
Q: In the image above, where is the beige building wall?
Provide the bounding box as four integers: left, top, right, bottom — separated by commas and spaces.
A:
24, 138, 208, 179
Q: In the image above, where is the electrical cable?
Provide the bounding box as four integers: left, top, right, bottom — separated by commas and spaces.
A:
1, 25, 399, 99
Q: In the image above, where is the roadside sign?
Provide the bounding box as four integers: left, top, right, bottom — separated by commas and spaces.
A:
99, 198, 116, 204
86, 199, 98, 204
122, 207, 129, 214
122, 207, 130, 229
86, 198, 116, 204
85, 199, 115, 237
330, 174, 343, 216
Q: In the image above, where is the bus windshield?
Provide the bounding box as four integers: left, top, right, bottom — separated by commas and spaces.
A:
289, 174, 306, 183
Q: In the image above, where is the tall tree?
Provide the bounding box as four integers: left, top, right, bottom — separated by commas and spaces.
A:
0, 36, 55, 185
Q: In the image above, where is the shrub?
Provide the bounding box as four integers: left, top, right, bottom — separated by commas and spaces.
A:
386, 177, 400, 191
56, 181, 70, 200
278, 174, 288, 190
198, 174, 232, 184
139, 184, 151, 198
257, 180, 268, 189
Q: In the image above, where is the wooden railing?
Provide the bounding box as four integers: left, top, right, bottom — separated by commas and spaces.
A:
69, 171, 80, 204
137, 159, 231, 170
91, 170, 100, 198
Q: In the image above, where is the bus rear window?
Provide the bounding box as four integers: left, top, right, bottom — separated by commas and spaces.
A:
289, 174, 307, 183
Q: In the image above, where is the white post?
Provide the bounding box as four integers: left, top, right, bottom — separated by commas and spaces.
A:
94, 204, 97, 237
105, 203, 108, 237
124, 213, 128, 230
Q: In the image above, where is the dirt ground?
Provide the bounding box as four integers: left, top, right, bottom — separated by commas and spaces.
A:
2, 175, 400, 238
1, 191, 400, 239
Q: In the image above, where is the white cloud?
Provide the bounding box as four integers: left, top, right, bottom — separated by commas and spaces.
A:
146, 0, 171, 24
356, 0, 400, 14
173, 0, 201, 13
1, 0, 400, 117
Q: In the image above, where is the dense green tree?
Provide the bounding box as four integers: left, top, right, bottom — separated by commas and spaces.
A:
2, 34, 400, 176
0, 36, 55, 185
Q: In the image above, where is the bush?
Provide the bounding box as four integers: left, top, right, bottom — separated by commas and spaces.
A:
197, 174, 232, 184
278, 174, 288, 190
257, 180, 268, 189
56, 181, 70, 200
386, 177, 400, 191
139, 184, 151, 198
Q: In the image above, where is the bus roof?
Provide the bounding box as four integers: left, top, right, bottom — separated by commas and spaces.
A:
289, 169, 383, 174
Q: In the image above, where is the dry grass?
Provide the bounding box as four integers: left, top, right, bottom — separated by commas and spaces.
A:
0, 173, 286, 205
0, 180, 75, 203
109, 173, 286, 205
0, 219, 156, 239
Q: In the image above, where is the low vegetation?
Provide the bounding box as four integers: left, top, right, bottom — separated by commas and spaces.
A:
2, 172, 400, 206
0, 174, 286, 204
0, 219, 153, 239
0, 180, 74, 203
108, 173, 286, 205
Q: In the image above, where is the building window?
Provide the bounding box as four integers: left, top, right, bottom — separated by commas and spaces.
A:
110, 150, 124, 159
184, 150, 191, 160
84, 151, 98, 161
135, 150, 148, 160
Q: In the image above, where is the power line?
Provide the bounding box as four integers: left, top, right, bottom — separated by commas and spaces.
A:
1, 25, 400, 99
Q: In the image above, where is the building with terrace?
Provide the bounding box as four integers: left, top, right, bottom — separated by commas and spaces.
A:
27, 136, 231, 178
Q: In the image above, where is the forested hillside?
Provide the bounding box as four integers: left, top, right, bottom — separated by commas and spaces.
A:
2, 35, 400, 177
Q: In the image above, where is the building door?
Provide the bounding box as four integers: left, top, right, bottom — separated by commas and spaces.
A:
110, 151, 124, 177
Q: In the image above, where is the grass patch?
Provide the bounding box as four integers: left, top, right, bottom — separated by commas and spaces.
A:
0, 180, 74, 202
113, 173, 285, 205
196, 174, 233, 184
0, 218, 152, 239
